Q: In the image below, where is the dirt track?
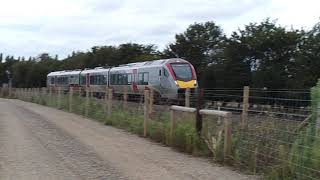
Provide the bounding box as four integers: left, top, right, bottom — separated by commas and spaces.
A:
0, 98, 254, 180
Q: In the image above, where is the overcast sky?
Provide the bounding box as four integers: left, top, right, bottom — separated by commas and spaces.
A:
0, 0, 319, 59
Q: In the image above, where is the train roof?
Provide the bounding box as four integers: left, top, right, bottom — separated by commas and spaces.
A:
111, 58, 188, 71
47, 58, 189, 76
80, 67, 110, 74
47, 70, 82, 76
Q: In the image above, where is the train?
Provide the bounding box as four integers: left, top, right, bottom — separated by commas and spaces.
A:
47, 58, 198, 100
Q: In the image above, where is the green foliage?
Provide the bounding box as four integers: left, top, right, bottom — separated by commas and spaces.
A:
164, 22, 225, 78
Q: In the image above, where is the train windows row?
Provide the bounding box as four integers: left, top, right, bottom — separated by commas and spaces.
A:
90, 75, 107, 85
51, 72, 150, 86
110, 74, 132, 85
111, 72, 149, 85
57, 77, 68, 85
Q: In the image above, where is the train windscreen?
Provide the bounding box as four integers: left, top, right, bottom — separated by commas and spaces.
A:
171, 63, 193, 81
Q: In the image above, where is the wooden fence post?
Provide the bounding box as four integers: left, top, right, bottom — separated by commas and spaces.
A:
36, 88, 40, 103
170, 109, 176, 144
104, 87, 108, 114
49, 86, 52, 97
69, 87, 73, 112
224, 116, 232, 162
90, 87, 93, 98
241, 86, 249, 128
107, 88, 113, 118
185, 88, 190, 107
85, 87, 90, 116
30, 88, 32, 100
196, 88, 204, 134
57, 87, 61, 109
40, 87, 45, 103
123, 87, 128, 110
144, 89, 150, 137
149, 89, 154, 114
8, 86, 11, 98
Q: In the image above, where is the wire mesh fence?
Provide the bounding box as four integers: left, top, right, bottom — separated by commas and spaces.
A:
3, 86, 320, 179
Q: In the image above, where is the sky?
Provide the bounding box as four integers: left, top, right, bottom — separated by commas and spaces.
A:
0, 0, 319, 59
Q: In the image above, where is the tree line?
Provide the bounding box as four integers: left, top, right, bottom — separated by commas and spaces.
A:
1, 18, 320, 89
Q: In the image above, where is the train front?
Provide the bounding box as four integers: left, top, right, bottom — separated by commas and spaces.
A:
165, 58, 197, 100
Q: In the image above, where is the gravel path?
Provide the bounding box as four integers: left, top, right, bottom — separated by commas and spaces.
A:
0, 98, 255, 180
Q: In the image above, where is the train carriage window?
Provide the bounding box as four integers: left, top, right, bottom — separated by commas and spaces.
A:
119, 74, 123, 85
159, 70, 161, 76
90, 76, 94, 85
95, 75, 99, 85
143, 73, 149, 82
110, 74, 114, 84
122, 74, 128, 85
104, 75, 108, 84
138, 73, 143, 84
163, 68, 169, 77
80, 76, 85, 85
98, 75, 102, 85
127, 74, 132, 84
138, 72, 149, 85
110, 74, 117, 85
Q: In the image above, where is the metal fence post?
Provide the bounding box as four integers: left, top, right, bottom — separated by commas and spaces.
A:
241, 86, 249, 128
185, 88, 190, 107
144, 89, 150, 137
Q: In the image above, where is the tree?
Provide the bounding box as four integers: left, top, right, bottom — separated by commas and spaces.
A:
287, 22, 320, 88
164, 22, 225, 77
229, 19, 302, 89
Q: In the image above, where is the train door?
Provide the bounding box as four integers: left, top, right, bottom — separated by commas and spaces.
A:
160, 67, 171, 94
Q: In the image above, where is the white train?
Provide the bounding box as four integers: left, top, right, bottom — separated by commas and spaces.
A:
47, 58, 197, 99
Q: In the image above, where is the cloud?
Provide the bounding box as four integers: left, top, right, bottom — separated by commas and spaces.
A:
0, 0, 319, 59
